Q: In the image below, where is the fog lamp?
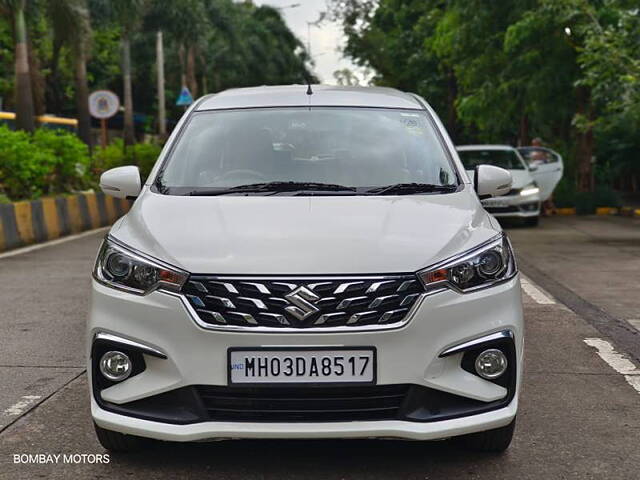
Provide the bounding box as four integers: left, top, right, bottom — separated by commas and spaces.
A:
475, 349, 507, 379
99, 351, 132, 381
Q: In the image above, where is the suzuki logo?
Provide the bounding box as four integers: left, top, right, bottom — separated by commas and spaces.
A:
284, 286, 320, 321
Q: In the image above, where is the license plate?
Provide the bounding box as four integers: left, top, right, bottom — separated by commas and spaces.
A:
228, 347, 376, 385
483, 199, 509, 208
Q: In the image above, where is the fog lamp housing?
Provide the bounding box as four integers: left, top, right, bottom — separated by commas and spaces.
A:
99, 351, 132, 382
474, 349, 508, 379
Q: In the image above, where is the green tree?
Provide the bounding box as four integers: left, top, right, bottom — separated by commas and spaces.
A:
111, 0, 144, 146
47, 0, 93, 146
331, 0, 640, 192
0, 0, 35, 131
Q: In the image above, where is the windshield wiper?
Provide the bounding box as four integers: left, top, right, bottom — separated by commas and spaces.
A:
364, 183, 458, 195
187, 181, 357, 196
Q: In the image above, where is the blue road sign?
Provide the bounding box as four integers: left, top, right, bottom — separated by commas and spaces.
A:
176, 86, 194, 106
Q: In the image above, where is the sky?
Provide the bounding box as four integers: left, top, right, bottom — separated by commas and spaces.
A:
253, 0, 367, 84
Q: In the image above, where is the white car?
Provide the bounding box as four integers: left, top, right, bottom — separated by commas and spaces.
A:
89, 85, 523, 454
457, 145, 542, 226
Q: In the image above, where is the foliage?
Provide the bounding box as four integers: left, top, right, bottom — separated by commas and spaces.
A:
329, 0, 640, 192
0, 126, 90, 200
0, 126, 161, 202
90, 138, 161, 180
1, 0, 313, 124
553, 175, 621, 212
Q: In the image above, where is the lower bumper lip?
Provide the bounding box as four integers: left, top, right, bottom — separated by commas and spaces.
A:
91, 396, 518, 442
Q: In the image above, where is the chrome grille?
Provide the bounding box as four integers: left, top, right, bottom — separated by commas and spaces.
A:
182, 275, 423, 329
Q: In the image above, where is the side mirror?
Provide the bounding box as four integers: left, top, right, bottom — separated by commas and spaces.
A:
99, 166, 141, 199
528, 164, 539, 172
474, 165, 512, 199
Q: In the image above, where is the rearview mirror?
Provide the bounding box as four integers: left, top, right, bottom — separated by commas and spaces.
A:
474, 165, 512, 199
99, 166, 141, 199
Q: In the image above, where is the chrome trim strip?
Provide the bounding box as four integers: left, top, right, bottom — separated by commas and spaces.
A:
162, 289, 437, 333
93, 332, 167, 359
439, 330, 514, 358
192, 275, 413, 281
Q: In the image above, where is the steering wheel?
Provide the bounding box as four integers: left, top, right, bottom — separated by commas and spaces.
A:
217, 169, 267, 182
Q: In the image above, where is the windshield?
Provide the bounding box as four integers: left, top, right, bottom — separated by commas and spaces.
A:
457, 149, 526, 170
155, 107, 458, 195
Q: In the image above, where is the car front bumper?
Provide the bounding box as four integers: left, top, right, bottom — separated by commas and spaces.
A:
88, 275, 524, 442
482, 195, 541, 218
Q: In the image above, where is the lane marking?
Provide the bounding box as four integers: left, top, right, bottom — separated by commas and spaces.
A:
584, 338, 640, 394
2, 395, 42, 416
0, 227, 108, 260
520, 276, 556, 304
627, 319, 640, 332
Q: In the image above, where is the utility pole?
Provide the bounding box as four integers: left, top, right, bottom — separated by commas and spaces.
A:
156, 30, 166, 138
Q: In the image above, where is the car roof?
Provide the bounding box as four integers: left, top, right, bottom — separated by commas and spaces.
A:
456, 144, 517, 151
195, 85, 424, 111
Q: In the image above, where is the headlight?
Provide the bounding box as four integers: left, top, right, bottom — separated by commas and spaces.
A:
418, 234, 517, 293
520, 182, 540, 196
94, 237, 188, 295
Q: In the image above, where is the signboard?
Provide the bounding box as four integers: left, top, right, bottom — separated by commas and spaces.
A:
176, 86, 194, 106
89, 90, 120, 119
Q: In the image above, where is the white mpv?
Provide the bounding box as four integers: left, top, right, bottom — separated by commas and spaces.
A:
90, 86, 523, 453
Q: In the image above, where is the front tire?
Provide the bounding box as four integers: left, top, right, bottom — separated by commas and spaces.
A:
457, 418, 516, 453
94, 423, 150, 453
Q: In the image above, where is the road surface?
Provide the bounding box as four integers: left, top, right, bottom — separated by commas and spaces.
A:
1, 216, 639, 479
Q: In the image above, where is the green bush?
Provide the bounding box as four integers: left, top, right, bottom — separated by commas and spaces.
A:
32, 128, 91, 193
90, 138, 129, 175
0, 126, 90, 200
90, 139, 162, 182
552, 178, 577, 208
128, 142, 162, 179
0, 127, 162, 201
554, 177, 621, 214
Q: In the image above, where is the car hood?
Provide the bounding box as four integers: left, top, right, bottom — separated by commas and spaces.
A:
110, 188, 500, 275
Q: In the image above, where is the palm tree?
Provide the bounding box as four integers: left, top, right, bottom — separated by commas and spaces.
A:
0, 0, 35, 132
112, 0, 144, 146
47, 0, 92, 146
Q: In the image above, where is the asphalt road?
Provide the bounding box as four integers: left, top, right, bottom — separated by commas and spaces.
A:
1, 216, 640, 479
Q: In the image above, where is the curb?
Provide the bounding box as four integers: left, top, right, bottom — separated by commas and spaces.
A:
551, 207, 640, 217
619, 207, 640, 218
0, 192, 131, 253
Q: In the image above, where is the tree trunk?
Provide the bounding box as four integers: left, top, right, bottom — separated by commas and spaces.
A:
186, 44, 198, 99
518, 113, 530, 146
13, 2, 35, 132
75, 48, 92, 147
46, 38, 64, 114
156, 31, 166, 137
122, 34, 135, 146
575, 87, 594, 192
178, 43, 187, 88
446, 69, 458, 140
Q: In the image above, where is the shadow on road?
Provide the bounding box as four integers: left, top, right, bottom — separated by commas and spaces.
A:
114, 438, 502, 476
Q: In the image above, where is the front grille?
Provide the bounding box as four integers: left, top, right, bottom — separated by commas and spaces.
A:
182, 275, 423, 329
196, 384, 409, 422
